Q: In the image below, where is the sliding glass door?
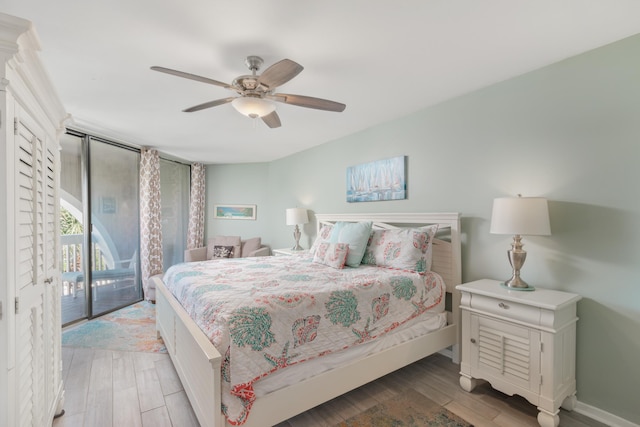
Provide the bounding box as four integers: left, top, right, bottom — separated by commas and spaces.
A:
60, 134, 142, 324
88, 138, 141, 317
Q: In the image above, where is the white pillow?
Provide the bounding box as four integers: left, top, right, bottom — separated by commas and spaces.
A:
362, 225, 438, 273
309, 223, 334, 255
312, 242, 349, 269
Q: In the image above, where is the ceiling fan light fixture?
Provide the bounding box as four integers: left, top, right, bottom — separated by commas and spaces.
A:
232, 97, 276, 118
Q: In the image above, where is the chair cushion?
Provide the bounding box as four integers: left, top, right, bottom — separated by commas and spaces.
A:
241, 237, 262, 257
207, 236, 241, 259
184, 247, 207, 262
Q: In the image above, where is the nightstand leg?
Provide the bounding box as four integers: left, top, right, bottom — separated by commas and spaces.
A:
459, 374, 477, 392
561, 393, 577, 411
537, 409, 559, 427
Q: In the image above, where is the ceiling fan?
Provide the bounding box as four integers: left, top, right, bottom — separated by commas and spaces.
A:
151, 56, 346, 128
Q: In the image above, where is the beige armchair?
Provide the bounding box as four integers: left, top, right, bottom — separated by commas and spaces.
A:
184, 236, 269, 262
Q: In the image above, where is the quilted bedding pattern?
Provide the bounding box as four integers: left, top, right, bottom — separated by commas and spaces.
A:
163, 254, 446, 425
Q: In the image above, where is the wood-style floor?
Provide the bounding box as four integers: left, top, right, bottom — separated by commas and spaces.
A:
53, 348, 606, 427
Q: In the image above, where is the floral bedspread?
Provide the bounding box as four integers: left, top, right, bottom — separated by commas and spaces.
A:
163, 255, 445, 425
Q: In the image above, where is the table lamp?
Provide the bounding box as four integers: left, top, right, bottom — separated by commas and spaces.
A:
490, 195, 551, 290
286, 208, 309, 251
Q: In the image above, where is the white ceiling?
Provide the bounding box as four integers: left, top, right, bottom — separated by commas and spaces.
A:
3, 1, 640, 164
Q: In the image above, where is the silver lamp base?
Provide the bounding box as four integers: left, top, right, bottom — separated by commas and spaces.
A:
291, 225, 303, 251
503, 276, 535, 291
502, 235, 535, 291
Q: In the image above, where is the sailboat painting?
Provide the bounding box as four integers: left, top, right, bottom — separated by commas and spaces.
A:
346, 156, 406, 202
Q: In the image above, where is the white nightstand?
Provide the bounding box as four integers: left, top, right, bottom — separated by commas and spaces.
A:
456, 279, 581, 427
272, 248, 309, 256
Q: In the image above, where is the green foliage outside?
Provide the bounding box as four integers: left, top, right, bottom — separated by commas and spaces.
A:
61, 208, 82, 235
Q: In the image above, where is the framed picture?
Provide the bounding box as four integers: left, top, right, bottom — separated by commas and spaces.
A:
346, 156, 407, 202
101, 196, 117, 214
214, 204, 257, 220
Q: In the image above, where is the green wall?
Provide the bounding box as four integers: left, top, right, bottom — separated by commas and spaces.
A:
206, 34, 640, 424
205, 162, 272, 240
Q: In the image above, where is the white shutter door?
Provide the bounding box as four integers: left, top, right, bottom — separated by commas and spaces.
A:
470, 314, 541, 394
16, 121, 35, 292
44, 139, 61, 416
15, 114, 47, 427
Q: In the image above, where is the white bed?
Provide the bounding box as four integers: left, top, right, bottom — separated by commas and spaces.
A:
152, 212, 462, 427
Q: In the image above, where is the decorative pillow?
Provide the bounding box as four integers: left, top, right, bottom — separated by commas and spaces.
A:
207, 235, 241, 259
241, 237, 262, 257
211, 245, 235, 258
329, 221, 373, 267
362, 225, 438, 273
312, 242, 349, 269
309, 223, 334, 255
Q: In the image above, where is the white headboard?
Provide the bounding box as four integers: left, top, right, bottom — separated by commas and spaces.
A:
314, 213, 462, 294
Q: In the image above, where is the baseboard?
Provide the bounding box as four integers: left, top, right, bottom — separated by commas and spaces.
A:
575, 400, 639, 427
438, 348, 453, 359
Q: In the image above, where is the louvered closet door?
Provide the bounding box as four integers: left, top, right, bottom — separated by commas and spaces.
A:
43, 132, 61, 420
14, 110, 60, 427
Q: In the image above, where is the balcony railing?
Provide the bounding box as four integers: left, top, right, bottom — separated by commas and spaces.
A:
60, 234, 136, 297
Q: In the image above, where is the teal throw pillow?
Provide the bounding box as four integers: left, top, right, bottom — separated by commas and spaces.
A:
329, 221, 373, 267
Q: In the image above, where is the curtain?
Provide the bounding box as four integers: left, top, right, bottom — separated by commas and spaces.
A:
139, 148, 163, 300
187, 163, 206, 250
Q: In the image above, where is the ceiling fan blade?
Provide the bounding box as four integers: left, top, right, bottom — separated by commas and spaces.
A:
261, 111, 282, 128
151, 66, 231, 89
183, 97, 235, 112
270, 93, 346, 112
257, 59, 303, 89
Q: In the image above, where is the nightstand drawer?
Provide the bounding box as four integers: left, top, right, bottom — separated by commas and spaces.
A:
469, 294, 541, 325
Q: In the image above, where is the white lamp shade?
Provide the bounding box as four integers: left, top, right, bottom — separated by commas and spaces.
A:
490, 197, 551, 236
232, 97, 276, 118
286, 208, 309, 225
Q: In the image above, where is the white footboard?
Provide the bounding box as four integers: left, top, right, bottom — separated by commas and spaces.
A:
241, 323, 457, 427
153, 275, 225, 427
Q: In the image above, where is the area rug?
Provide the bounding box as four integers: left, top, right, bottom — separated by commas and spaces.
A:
335, 389, 473, 427
62, 301, 167, 353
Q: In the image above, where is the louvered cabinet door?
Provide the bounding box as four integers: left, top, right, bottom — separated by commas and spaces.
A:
14, 112, 61, 427
469, 314, 541, 400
